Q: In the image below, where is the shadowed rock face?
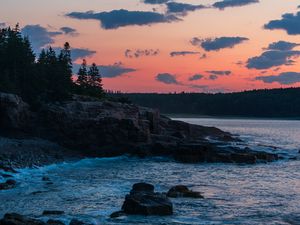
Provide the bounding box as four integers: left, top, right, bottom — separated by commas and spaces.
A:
121, 182, 173, 216
0, 93, 280, 165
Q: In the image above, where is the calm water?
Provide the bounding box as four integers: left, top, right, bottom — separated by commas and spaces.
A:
0, 118, 299, 225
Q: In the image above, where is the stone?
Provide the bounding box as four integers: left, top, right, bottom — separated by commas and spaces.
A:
167, 185, 204, 198
121, 183, 173, 216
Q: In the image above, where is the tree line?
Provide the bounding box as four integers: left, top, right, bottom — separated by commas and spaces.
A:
109, 88, 300, 118
0, 24, 104, 108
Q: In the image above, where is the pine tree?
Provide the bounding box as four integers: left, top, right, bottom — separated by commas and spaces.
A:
77, 59, 88, 88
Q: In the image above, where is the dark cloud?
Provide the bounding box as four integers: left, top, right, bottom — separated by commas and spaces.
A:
125, 49, 159, 58
99, 62, 136, 78
66, 9, 180, 30
206, 70, 231, 80
71, 48, 96, 61
73, 62, 135, 78
156, 73, 179, 84
246, 50, 300, 69
166, 2, 206, 15
265, 41, 300, 51
170, 51, 200, 57
213, 0, 259, 10
60, 26, 78, 36
143, 0, 170, 4
22, 24, 62, 51
256, 72, 300, 85
206, 70, 231, 75
189, 74, 204, 81
52, 47, 96, 61
191, 36, 249, 51
264, 11, 300, 35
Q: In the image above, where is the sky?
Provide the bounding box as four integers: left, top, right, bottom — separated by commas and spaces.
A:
1, 0, 300, 93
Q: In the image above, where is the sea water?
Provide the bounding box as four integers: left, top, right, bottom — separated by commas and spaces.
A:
0, 118, 299, 225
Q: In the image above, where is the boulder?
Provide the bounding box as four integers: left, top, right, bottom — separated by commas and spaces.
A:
167, 185, 203, 198
0, 179, 16, 190
0, 213, 46, 225
121, 183, 173, 216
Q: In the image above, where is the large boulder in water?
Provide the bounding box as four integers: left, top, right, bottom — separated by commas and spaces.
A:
121, 182, 173, 216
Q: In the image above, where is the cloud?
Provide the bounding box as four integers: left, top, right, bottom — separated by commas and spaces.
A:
264, 11, 300, 35
0, 22, 6, 28
73, 62, 136, 78
22, 24, 62, 51
213, 0, 259, 10
71, 48, 96, 61
189, 74, 204, 81
99, 62, 136, 78
143, 0, 170, 4
53, 47, 96, 61
166, 2, 206, 15
246, 50, 300, 69
206, 70, 231, 80
60, 26, 78, 36
66, 9, 180, 30
125, 49, 159, 58
191, 36, 248, 51
255, 72, 300, 85
206, 70, 231, 75
265, 41, 300, 51
156, 73, 179, 84
170, 51, 201, 57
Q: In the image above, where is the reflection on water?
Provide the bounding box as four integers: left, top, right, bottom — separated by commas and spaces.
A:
0, 118, 299, 225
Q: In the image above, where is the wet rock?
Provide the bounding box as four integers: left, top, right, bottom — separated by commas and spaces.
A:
109, 211, 126, 218
167, 185, 204, 198
0, 213, 46, 225
42, 211, 64, 216
47, 219, 64, 225
121, 183, 173, 216
131, 182, 154, 193
0, 179, 16, 190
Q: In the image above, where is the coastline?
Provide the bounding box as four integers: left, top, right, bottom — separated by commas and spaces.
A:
167, 114, 300, 121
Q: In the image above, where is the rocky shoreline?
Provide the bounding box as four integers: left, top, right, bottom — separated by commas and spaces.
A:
0, 92, 280, 171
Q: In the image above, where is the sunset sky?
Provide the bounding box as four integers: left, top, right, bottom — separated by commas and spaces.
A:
1, 0, 300, 93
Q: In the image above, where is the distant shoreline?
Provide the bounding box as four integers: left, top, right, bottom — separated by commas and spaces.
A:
167, 114, 300, 121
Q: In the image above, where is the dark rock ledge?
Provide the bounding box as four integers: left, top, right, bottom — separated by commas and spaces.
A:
0, 92, 279, 171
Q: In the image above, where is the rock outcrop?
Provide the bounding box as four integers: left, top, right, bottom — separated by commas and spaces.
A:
0, 92, 280, 166
120, 183, 173, 216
